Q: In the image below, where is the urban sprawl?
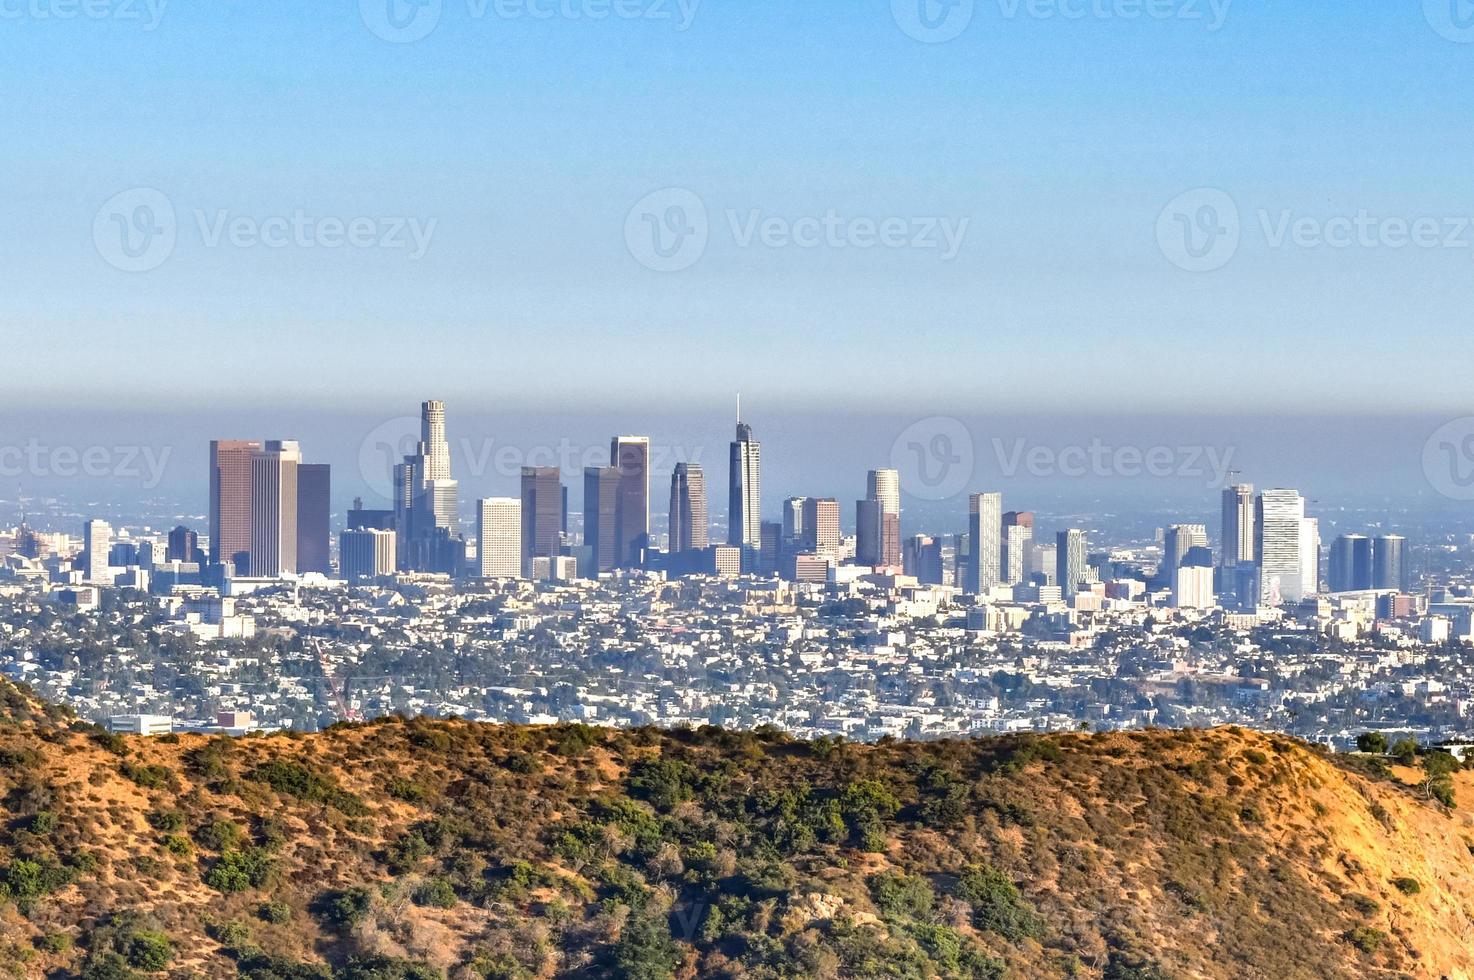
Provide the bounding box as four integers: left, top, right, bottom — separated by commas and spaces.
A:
3, 401, 1473, 752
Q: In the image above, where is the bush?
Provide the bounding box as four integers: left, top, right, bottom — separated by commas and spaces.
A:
205, 849, 274, 893
315, 887, 374, 930
413, 877, 458, 909
125, 931, 173, 971
869, 871, 934, 921
955, 864, 1043, 942
259, 900, 293, 924
1391, 877, 1421, 896
1345, 926, 1387, 954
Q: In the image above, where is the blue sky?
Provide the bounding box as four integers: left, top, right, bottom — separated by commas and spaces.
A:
2, 0, 1473, 417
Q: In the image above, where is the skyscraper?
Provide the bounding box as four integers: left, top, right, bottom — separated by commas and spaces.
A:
296, 463, 331, 575
782, 497, 807, 549
1220, 484, 1256, 570
521, 467, 563, 578
83, 519, 112, 581
1162, 524, 1210, 581
340, 528, 396, 582
1328, 534, 1368, 593
583, 466, 621, 576
477, 498, 522, 579
1057, 529, 1088, 601
611, 437, 650, 568
729, 407, 761, 572
669, 462, 709, 556
966, 492, 1003, 593
166, 525, 200, 564
1373, 535, 1407, 592
250, 440, 301, 577
209, 439, 260, 572
1255, 489, 1305, 605
857, 469, 902, 569
1002, 511, 1033, 587
395, 400, 460, 572
802, 498, 841, 556
1300, 517, 1321, 597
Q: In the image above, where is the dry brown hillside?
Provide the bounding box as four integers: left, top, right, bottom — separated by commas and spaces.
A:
0, 678, 1472, 979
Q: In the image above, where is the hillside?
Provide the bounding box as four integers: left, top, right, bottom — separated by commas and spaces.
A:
0, 681, 1472, 979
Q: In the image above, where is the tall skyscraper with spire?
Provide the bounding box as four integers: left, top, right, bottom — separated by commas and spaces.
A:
395, 400, 461, 573
728, 398, 761, 572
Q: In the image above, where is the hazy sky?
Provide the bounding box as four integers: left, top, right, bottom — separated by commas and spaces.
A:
3, 0, 1472, 419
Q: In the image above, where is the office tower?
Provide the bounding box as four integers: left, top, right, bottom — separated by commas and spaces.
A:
802, 498, 841, 556
1255, 489, 1305, 605
729, 407, 761, 571
855, 498, 880, 566
1328, 534, 1365, 593
669, 462, 709, 556
395, 400, 460, 571
856, 469, 902, 569
611, 437, 650, 568
1162, 524, 1210, 580
1002, 512, 1033, 586
583, 466, 621, 576
759, 521, 781, 575
1300, 517, 1321, 597
477, 498, 522, 579
1173, 564, 1216, 610
209, 440, 260, 572
1057, 529, 1088, 601
521, 467, 563, 577
83, 519, 112, 581
340, 528, 397, 582
966, 492, 1003, 593
1220, 484, 1256, 570
296, 463, 331, 575
166, 525, 199, 564
905, 535, 945, 585
782, 497, 807, 549
1373, 534, 1407, 592
250, 441, 301, 577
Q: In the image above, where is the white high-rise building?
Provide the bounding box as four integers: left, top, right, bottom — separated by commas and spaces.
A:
1300, 516, 1321, 597
418, 399, 451, 481
1173, 565, 1216, 610
250, 441, 301, 577
967, 492, 1002, 593
1057, 529, 1089, 601
478, 498, 522, 579
1163, 524, 1210, 578
1003, 523, 1031, 586
83, 519, 113, 582
1255, 489, 1305, 605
